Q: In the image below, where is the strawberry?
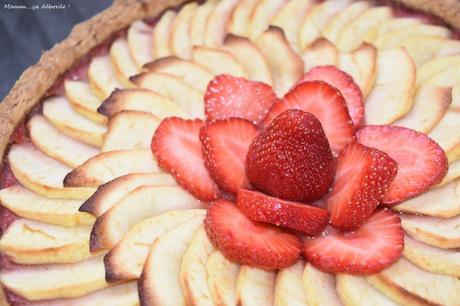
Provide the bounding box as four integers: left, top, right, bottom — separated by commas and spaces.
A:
200, 118, 258, 194
357, 125, 448, 205
204, 75, 279, 125
151, 117, 219, 201
237, 189, 329, 235
205, 199, 302, 270
246, 109, 335, 202
263, 81, 354, 154
297, 66, 364, 127
303, 209, 404, 274
327, 142, 398, 230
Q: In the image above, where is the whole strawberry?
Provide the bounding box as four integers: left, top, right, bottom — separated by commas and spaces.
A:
246, 109, 335, 202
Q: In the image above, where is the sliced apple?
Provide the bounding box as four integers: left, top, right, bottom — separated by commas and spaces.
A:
435, 39, 460, 58
438, 160, 460, 187
127, 20, 153, 69
90, 185, 203, 252
0, 185, 94, 227
376, 24, 452, 49
88, 55, 124, 100
429, 109, 460, 162
368, 258, 460, 306
8, 144, 95, 200
43, 96, 107, 147
64, 80, 106, 125
152, 10, 176, 59
236, 266, 275, 306
104, 209, 204, 281
102, 111, 160, 152
423, 65, 460, 110
131, 71, 204, 118
99, 88, 188, 119
170, 2, 197, 59
364, 48, 416, 124
303, 263, 342, 306
138, 216, 205, 306
206, 251, 240, 306
64, 149, 159, 187
80, 172, 176, 217
0, 218, 93, 264
0, 256, 107, 301
417, 54, 460, 86
248, 0, 288, 41
227, 0, 259, 37
180, 225, 216, 306
401, 214, 460, 249
336, 274, 398, 306
203, 0, 239, 47
349, 42, 378, 97
190, 0, 218, 47
302, 38, 340, 72
367, 17, 421, 44
274, 260, 307, 306
109, 38, 139, 87
192, 45, 247, 77
223, 34, 273, 85
256, 26, 304, 96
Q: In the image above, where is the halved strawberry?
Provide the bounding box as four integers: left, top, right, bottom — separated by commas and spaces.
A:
237, 189, 329, 235
263, 81, 354, 153
297, 66, 364, 127
205, 199, 302, 270
303, 209, 403, 274
327, 142, 397, 230
204, 75, 279, 125
151, 117, 219, 201
357, 125, 448, 205
200, 118, 258, 194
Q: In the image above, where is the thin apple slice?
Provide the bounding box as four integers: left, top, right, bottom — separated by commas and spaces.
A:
423, 65, 460, 110
376, 24, 451, 49
394, 85, 451, 133
0, 218, 92, 264
435, 39, 460, 58
138, 216, 205, 306
0, 256, 107, 301
347, 42, 378, 97
236, 266, 275, 306
298, 0, 352, 50
43, 96, 106, 147
180, 225, 216, 306
203, 0, 239, 47
248, 0, 288, 41
256, 26, 303, 96
367, 17, 421, 44
127, 20, 153, 69
368, 258, 460, 306
303, 263, 342, 306
88, 55, 124, 100
109, 38, 139, 87
8, 144, 96, 200
302, 38, 339, 72
393, 178, 460, 218
64, 149, 159, 187
206, 251, 239, 306
170, 2, 197, 59
274, 261, 307, 306
364, 48, 416, 124
192, 46, 247, 77
99, 88, 188, 119
438, 160, 460, 187
64, 80, 106, 125
102, 111, 160, 152
401, 214, 460, 249
131, 71, 204, 118
80, 172, 176, 217
228, 0, 259, 37
144, 56, 214, 92
190, 0, 218, 47
152, 10, 176, 59
417, 54, 460, 86
336, 274, 398, 306
429, 109, 460, 162
90, 185, 203, 252
28, 115, 99, 168
104, 209, 204, 281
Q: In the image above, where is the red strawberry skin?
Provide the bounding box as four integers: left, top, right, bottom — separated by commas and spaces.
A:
205, 74, 279, 125
237, 189, 329, 235
200, 118, 258, 194
303, 209, 404, 275
327, 142, 398, 230
151, 117, 219, 201
205, 199, 302, 270
246, 109, 335, 202
297, 66, 364, 127
263, 81, 355, 154
357, 125, 448, 205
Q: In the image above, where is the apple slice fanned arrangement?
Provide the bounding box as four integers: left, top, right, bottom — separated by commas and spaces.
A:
2, 0, 460, 305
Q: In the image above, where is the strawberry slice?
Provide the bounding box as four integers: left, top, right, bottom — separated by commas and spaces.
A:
200, 118, 258, 194
151, 117, 219, 201
237, 189, 329, 235
205, 199, 302, 270
263, 81, 354, 153
297, 66, 364, 127
357, 125, 448, 205
204, 74, 279, 125
327, 142, 398, 230
303, 209, 404, 274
